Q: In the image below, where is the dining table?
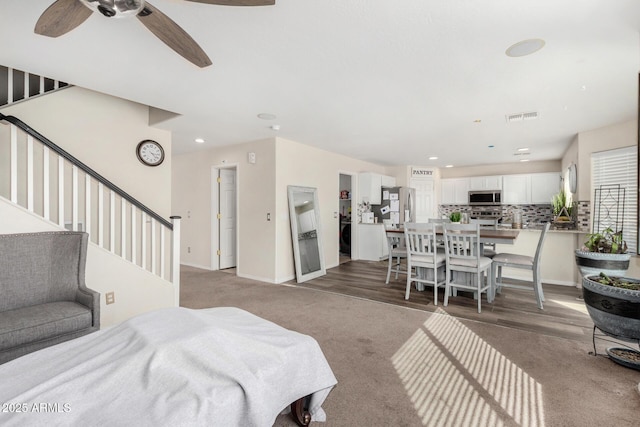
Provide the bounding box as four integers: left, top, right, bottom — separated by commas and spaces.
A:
387, 225, 521, 292
386, 226, 520, 245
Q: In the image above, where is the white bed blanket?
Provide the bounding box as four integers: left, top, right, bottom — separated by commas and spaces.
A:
0, 307, 337, 426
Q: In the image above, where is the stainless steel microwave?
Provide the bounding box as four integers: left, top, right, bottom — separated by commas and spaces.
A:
468, 190, 502, 205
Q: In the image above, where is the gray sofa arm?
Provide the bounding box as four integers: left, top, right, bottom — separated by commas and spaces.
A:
75, 288, 100, 330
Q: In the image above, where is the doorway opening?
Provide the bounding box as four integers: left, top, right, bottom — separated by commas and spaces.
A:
339, 173, 354, 263
212, 166, 237, 272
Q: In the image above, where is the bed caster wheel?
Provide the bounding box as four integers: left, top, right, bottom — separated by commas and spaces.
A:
291, 395, 312, 426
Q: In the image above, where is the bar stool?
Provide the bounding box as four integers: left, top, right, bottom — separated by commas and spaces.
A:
385, 230, 407, 284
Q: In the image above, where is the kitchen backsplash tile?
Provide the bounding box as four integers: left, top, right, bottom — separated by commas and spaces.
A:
575, 200, 591, 232
439, 204, 566, 225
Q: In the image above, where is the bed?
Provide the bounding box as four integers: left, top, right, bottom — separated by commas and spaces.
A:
0, 307, 337, 426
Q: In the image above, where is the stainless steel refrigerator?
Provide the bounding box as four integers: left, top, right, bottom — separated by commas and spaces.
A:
373, 186, 416, 225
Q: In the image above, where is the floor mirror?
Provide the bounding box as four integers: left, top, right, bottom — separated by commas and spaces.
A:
287, 185, 326, 283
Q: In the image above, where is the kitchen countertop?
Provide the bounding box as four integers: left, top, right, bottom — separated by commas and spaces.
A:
360, 221, 586, 234
498, 224, 584, 234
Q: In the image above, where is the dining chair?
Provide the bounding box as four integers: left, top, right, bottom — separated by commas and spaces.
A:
404, 222, 446, 303
428, 218, 450, 250
469, 218, 498, 258
490, 222, 551, 309
385, 230, 408, 284
443, 223, 493, 313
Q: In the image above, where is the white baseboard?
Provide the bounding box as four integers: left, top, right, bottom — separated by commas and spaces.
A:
237, 272, 281, 284
180, 262, 213, 271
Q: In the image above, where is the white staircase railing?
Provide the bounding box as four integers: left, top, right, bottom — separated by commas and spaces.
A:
1, 66, 70, 108
0, 114, 180, 288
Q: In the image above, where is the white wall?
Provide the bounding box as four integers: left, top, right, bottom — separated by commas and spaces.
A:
563, 118, 640, 277
574, 119, 637, 201
1, 87, 176, 326
172, 136, 387, 283
438, 160, 562, 179
172, 138, 277, 281
0, 198, 175, 327
3, 86, 172, 217
274, 138, 386, 282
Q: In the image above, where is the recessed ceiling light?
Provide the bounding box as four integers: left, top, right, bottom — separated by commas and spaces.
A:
517, 147, 529, 152
195, 138, 205, 143
445, 165, 453, 168
488, 145, 495, 148
506, 39, 545, 57
429, 156, 438, 160
270, 124, 281, 131
473, 119, 482, 123
257, 113, 277, 120
520, 159, 530, 162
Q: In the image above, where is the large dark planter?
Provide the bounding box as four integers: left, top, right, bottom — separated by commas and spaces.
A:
582, 275, 640, 342
575, 250, 631, 278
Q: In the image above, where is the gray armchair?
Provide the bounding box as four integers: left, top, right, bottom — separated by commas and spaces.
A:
0, 231, 100, 364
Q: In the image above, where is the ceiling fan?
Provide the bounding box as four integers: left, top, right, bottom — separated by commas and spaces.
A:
34, 0, 275, 68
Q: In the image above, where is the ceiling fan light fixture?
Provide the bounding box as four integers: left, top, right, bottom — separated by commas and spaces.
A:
80, 0, 146, 18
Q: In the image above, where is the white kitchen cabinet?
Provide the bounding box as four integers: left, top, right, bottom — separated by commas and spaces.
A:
503, 172, 560, 204
357, 224, 389, 261
468, 175, 502, 190
531, 172, 561, 204
359, 172, 382, 204
503, 174, 530, 204
359, 172, 396, 204
441, 178, 469, 204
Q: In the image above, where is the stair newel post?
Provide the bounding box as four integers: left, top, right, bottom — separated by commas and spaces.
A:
170, 216, 182, 306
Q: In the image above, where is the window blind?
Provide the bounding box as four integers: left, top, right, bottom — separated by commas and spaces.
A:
591, 146, 637, 254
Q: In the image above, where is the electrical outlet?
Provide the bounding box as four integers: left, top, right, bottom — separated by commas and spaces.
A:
106, 292, 115, 305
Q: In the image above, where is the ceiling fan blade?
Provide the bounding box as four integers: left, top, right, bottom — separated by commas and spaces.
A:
34, 0, 93, 38
184, 0, 275, 6
137, 3, 212, 68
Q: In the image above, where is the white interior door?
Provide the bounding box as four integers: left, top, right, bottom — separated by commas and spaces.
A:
219, 168, 237, 269
411, 178, 435, 222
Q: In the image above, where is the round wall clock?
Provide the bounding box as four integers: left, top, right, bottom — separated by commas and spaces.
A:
136, 140, 164, 167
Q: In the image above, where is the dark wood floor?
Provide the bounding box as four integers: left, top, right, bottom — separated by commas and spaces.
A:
297, 259, 595, 342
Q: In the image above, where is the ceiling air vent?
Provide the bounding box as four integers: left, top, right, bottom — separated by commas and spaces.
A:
506, 111, 539, 123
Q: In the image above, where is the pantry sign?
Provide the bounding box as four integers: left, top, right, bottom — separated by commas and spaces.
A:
411, 167, 435, 178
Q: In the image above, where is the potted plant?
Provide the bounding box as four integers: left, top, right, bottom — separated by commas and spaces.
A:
575, 227, 631, 278
582, 273, 640, 361
551, 189, 573, 222
449, 212, 461, 223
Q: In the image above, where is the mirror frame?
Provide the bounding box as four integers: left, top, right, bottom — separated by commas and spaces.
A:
287, 185, 326, 283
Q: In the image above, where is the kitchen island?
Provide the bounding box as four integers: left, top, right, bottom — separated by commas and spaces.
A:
495, 225, 583, 286
357, 223, 389, 261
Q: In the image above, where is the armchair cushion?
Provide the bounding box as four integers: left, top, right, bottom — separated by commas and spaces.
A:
0, 302, 93, 350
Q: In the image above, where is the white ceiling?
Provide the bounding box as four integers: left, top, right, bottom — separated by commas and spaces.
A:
1, 0, 639, 168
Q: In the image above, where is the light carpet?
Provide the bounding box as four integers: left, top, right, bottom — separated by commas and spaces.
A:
180, 266, 640, 427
